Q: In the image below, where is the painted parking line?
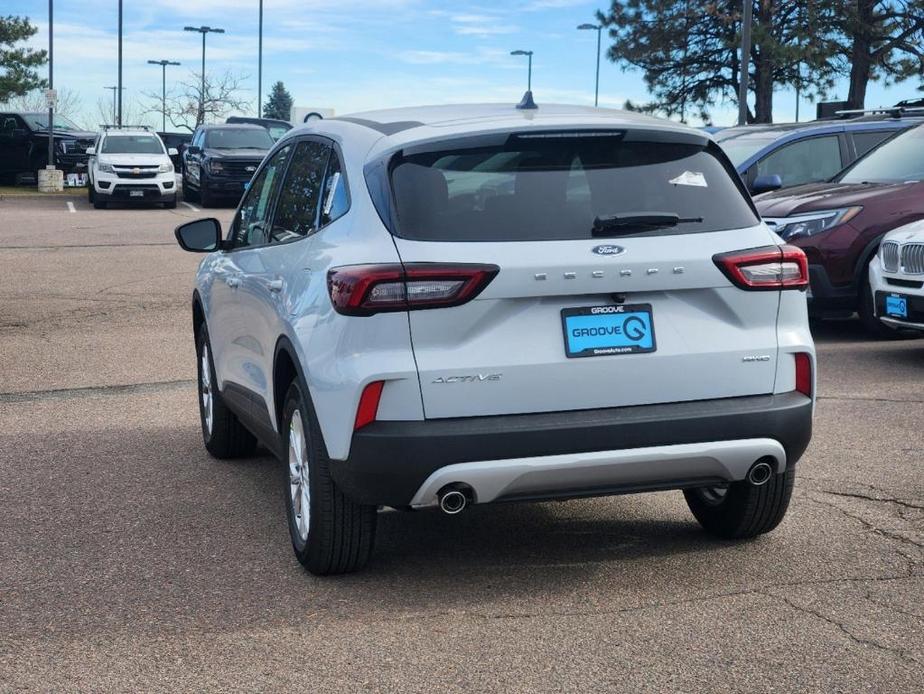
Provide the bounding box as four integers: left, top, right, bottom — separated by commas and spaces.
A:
66, 201, 76, 214
181, 201, 200, 212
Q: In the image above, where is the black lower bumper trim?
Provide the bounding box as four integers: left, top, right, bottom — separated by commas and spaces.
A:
331, 392, 813, 507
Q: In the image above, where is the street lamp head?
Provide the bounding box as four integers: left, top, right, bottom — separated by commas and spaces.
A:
510, 49, 533, 56
184, 25, 225, 34
577, 23, 600, 31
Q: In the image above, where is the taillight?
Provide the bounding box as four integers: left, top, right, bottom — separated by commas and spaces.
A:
327, 263, 499, 316
795, 353, 812, 397
354, 380, 385, 430
713, 245, 809, 290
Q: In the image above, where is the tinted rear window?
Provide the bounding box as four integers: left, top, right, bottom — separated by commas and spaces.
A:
389, 134, 758, 241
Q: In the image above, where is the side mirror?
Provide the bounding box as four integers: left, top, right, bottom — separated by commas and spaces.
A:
186, 145, 201, 155
175, 218, 223, 253
167, 147, 178, 156
751, 174, 783, 195
85, 147, 96, 156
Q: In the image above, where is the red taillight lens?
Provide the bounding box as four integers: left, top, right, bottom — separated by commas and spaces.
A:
795, 353, 812, 397
713, 245, 809, 290
354, 380, 385, 430
327, 263, 499, 316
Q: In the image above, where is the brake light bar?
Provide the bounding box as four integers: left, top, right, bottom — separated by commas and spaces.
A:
328, 263, 499, 316
713, 245, 809, 291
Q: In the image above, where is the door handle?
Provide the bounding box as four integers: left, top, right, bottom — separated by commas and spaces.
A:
266, 278, 284, 293
225, 276, 241, 288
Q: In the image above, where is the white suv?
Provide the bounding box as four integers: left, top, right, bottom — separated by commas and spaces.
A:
174, 104, 816, 575
87, 128, 177, 209
870, 219, 924, 331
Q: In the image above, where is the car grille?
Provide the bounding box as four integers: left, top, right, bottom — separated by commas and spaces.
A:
900, 243, 924, 275
881, 241, 900, 272
113, 165, 160, 179
61, 139, 93, 155
218, 160, 261, 177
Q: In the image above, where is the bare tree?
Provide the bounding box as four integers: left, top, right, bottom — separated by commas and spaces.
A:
143, 70, 251, 132
1, 86, 82, 119
94, 97, 146, 129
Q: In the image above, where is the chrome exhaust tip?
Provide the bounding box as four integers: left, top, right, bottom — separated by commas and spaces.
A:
438, 485, 470, 514
747, 461, 774, 486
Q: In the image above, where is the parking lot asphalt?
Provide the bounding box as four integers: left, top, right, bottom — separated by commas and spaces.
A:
1, 194, 922, 692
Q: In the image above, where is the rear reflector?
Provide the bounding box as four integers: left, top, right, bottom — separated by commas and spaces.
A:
328, 263, 499, 316
354, 381, 385, 430
713, 245, 809, 290
795, 353, 812, 397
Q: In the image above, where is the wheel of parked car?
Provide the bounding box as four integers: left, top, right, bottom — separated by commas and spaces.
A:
93, 199, 107, 210
164, 195, 177, 209
199, 186, 215, 208
182, 177, 198, 203
684, 466, 795, 539
282, 380, 377, 575
196, 323, 257, 458
87, 183, 94, 203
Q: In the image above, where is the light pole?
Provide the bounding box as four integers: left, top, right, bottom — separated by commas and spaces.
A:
510, 49, 533, 91
47, 0, 54, 168
258, 0, 263, 117
104, 86, 123, 124
184, 25, 225, 124
148, 60, 181, 132
117, 0, 123, 126
577, 24, 602, 107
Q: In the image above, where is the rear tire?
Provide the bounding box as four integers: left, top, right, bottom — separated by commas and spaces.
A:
684, 466, 795, 539
282, 380, 376, 575
196, 323, 257, 459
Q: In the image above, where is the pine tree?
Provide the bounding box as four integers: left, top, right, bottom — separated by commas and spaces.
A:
263, 81, 293, 121
0, 16, 48, 102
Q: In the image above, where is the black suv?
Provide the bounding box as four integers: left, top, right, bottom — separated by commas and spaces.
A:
0, 112, 96, 183
181, 124, 274, 207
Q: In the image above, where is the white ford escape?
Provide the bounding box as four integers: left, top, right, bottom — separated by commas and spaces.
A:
174, 103, 815, 575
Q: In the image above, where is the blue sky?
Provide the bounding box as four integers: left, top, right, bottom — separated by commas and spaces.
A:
7, 0, 923, 130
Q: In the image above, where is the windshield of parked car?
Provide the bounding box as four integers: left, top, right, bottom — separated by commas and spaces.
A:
205, 128, 273, 150
101, 135, 165, 154
22, 112, 81, 131
838, 124, 924, 184
715, 133, 778, 167
388, 132, 758, 241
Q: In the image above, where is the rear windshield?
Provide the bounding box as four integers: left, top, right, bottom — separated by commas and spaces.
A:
205, 128, 273, 150
101, 135, 164, 154
389, 133, 758, 241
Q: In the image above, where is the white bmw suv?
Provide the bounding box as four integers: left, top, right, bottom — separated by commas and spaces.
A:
174, 104, 816, 575
87, 127, 177, 209
870, 219, 924, 332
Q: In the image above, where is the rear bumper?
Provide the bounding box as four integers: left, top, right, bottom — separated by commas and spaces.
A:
331, 392, 814, 508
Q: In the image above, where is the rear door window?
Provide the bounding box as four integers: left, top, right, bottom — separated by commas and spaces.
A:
755, 135, 842, 187
270, 140, 331, 242
388, 133, 757, 242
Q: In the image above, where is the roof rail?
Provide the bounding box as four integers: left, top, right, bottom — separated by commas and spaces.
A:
834, 106, 924, 119
98, 124, 153, 131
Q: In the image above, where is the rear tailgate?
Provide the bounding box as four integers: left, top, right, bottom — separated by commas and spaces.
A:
394, 227, 782, 419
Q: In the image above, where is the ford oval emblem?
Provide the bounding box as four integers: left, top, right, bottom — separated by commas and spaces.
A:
592, 244, 626, 256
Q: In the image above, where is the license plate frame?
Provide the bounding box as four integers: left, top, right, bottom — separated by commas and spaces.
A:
129, 190, 145, 198
561, 304, 657, 358
885, 293, 909, 319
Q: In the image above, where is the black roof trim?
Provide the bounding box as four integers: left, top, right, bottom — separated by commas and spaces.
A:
333, 117, 424, 136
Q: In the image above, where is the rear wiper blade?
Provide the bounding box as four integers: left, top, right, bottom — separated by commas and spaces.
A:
591, 212, 703, 236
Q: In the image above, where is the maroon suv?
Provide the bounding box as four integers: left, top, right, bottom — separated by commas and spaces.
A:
755, 124, 924, 334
